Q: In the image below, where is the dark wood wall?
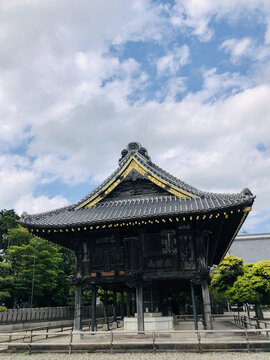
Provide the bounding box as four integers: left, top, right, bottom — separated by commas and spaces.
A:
81, 223, 210, 279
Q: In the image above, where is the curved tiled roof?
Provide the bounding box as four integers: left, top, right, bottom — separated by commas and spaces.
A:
20, 142, 255, 228
20, 194, 254, 228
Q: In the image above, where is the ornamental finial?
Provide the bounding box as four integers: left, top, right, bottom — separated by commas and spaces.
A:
119, 142, 151, 164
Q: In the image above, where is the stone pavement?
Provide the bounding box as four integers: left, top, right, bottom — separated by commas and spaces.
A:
1, 353, 270, 360
1, 315, 269, 353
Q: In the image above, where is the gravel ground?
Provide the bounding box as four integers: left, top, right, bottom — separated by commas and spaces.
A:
1, 353, 270, 360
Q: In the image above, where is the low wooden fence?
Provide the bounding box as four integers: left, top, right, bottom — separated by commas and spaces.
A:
0, 314, 121, 337
1, 328, 270, 354
234, 314, 270, 336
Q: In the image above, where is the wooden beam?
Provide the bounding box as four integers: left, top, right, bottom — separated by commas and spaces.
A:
143, 270, 197, 281
209, 218, 224, 265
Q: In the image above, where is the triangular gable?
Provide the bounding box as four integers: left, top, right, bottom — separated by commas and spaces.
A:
76, 156, 195, 210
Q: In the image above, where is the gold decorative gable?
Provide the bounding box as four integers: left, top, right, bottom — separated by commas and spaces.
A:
76, 156, 195, 209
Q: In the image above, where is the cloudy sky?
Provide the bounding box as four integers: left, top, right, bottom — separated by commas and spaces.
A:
1, 0, 270, 233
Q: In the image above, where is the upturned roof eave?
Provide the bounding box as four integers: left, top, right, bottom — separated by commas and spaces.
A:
19, 195, 254, 229
19, 146, 255, 225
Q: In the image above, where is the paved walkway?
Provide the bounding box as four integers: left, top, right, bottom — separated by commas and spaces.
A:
0, 316, 266, 345
1, 315, 269, 353
17, 316, 244, 344
1, 353, 270, 359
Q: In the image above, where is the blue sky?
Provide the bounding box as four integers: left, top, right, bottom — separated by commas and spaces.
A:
1, 0, 270, 233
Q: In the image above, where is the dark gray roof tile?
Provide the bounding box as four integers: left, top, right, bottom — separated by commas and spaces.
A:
20, 194, 254, 228
20, 143, 255, 228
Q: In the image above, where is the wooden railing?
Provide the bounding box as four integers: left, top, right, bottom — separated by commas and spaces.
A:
1, 328, 270, 354
174, 314, 203, 322
234, 314, 270, 337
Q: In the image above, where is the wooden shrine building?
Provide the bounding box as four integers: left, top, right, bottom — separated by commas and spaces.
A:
20, 142, 255, 331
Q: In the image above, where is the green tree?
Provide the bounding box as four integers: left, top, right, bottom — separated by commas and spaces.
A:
0, 262, 13, 310
6, 228, 63, 307
0, 209, 19, 253
210, 255, 244, 303
228, 261, 270, 319
4, 226, 32, 248
49, 248, 75, 306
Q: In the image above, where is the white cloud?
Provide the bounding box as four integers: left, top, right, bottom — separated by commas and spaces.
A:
220, 37, 270, 63
0, 154, 69, 215
0, 0, 164, 149
19, 79, 270, 227
1, 69, 270, 231
14, 194, 69, 216
0, 0, 270, 234
0, 155, 35, 207
170, 0, 270, 43
220, 38, 253, 63
156, 45, 190, 76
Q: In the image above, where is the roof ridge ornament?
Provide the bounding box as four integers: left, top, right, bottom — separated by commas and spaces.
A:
119, 142, 151, 164
241, 188, 253, 196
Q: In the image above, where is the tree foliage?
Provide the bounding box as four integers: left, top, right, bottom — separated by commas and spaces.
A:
211, 255, 270, 320
0, 209, 19, 253
0, 209, 77, 308
2, 224, 75, 308
210, 255, 244, 302
228, 261, 270, 319
0, 262, 13, 308
50, 248, 75, 306
6, 230, 63, 306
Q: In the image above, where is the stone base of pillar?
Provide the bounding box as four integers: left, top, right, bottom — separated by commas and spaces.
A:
124, 314, 174, 331
72, 332, 84, 342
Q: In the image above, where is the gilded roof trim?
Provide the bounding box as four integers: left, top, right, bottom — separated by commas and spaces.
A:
76, 156, 195, 209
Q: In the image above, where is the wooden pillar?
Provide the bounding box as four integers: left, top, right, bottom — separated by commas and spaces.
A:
126, 292, 131, 317
136, 280, 144, 331
74, 241, 83, 331
82, 242, 90, 276
91, 283, 96, 332
132, 291, 136, 317
74, 283, 82, 331
190, 281, 198, 331
120, 291, 125, 320
103, 288, 109, 330
113, 291, 117, 327
201, 278, 213, 330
